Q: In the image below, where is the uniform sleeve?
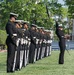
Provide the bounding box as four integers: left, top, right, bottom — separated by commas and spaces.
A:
57, 30, 65, 39
6, 22, 17, 45
17, 28, 23, 37
56, 21, 59, 29
30, 31, 36, 45
6, 23, 14, 39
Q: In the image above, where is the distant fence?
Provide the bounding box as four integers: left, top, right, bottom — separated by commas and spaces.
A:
51, 41, 59, 50
0, 41, 74, 51
51, 41, 74, 50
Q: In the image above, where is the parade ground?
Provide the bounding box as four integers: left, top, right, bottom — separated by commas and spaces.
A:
0, 50, 74, 75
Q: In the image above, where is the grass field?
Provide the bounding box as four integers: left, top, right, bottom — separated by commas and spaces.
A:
0, 50, 74, 75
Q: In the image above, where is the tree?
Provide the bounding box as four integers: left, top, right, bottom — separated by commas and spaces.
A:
64, 0, 74, 18
0, 0, 67, 30
63, 0, 74, 34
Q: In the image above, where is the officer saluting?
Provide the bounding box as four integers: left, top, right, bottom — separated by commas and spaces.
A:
6, 12, 18, 73
55, 21, 66, 64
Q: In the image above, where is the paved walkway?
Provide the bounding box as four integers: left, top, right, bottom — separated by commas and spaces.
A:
0, 50, 7, 53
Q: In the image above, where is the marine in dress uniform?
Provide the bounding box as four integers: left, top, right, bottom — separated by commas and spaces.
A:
34, 27, 40, 62
39, 27, 44, 59
44, 30, 49, 57
42, 31, 47, 58
14, 20, 23, 71
47, 31, 52, 56
6, 12, 18, 73
22, 21, 30, 67
29, 24, 37, 63
19, 21, 26, 69
56, 21, 66, 64
36, 27, 42, 60
35, 27, 41, 61
46, 30, 52, 56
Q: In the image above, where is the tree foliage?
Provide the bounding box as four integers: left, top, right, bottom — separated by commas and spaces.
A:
64, 0, 74, 18
0, 0, 66, 30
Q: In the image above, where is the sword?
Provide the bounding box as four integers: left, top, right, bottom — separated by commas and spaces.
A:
66, 42, 70, 55
66, 47, 70, 55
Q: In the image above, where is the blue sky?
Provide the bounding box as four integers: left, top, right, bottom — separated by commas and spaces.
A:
58, 0, 64, 4
48, 0, 65, 5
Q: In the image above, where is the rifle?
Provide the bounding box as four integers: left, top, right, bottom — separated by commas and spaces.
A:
66, 49, 70, 55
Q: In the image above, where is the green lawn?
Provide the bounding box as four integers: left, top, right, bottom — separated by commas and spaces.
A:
0, 50, 74, 75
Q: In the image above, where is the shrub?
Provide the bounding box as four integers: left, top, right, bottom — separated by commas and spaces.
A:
0, 30, 7, 44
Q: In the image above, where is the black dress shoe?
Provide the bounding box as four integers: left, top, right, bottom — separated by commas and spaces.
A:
7, 70, 14, 73
15, 68, 19, 71
59, 63, 64, 64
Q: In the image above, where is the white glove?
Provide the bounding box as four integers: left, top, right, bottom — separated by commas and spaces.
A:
16, 38, 20, 46
23, 39, 26, 44
21, 38, 24, 45
48, 40, 52, 43
36, 39, 39, 44
28, 42, 31, 46
25, 40, 28, 45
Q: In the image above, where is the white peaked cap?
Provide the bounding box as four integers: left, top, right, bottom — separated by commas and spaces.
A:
10, 12, 18, 17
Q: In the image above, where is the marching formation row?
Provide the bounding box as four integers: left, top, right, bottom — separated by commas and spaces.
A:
6, 13, 52, 73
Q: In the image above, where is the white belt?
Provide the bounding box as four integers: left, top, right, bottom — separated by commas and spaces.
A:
13, 34, 17, 36
48, 40, 52, 43
28, 38, 31, 41
26, 36, 28, 39
7, 34, 17, 36
62, 36, 64, 38
20, 38, 24, 44
36, 39, 39, 41
33, 37, 36, 39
